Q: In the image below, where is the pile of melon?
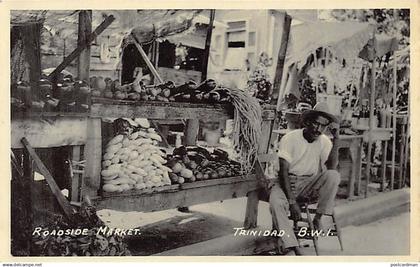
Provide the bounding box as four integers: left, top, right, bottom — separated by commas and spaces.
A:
101, 119, 172, 193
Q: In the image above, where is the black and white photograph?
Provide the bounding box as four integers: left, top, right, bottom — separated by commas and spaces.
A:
7, 6, 415, 259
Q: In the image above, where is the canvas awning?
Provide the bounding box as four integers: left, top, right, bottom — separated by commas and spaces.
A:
285, 21, 375, 66
164, 30, 207, 49
358, 34, 399, 61
285, 20, 399, 66
131, 11, 225, 49
128, 10, 202, 44
278, 20, 400, 107
12, 10, 210, 49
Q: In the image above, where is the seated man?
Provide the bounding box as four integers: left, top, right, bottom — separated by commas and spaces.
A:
269, 102, 340, 256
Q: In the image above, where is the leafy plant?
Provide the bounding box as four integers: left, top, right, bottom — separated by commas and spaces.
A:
247, 52, 273, 103
32, 202, 131, 256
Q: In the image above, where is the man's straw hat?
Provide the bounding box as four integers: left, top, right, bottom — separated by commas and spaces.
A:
301, 102, 339, 123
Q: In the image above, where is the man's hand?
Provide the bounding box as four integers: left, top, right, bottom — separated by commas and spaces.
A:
289, 202, 302, 221
328, 122, 340, 139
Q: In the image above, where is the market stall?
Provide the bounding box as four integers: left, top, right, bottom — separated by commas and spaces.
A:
275, 20, 407, 197
10, 10, 289, 237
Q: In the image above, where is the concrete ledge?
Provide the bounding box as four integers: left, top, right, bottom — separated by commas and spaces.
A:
335, 188, 410, 227
154, 188, 410, 256
154, 233, 258, 256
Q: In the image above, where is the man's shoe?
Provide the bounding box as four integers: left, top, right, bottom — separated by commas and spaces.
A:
281, 246, 303, 256
253, 237, 278, 255
293, 246, 304, 256
283, 249, 296, 256
177, 207, 190, 213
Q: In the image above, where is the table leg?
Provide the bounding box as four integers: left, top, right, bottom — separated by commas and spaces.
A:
348, 141, 357, 198
398, 123, 406, 189
82, 118, 102, 199
183, 119, 199, 146
244, 190, 259, 229
71, 145, 83, 202
380, 140, 388, 191
354, 139, 363, 196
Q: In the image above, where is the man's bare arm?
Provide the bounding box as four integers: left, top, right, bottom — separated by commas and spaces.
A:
278, 158, 296, 202
326, 122, 340, 170
326, 138, 339, 170
278, 158, 301, 221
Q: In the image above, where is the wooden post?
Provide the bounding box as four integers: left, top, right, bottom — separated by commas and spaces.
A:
130, 34, 164, 84
398, 118, 406, 188
63, 39, 66, 61
244, 190, 259, 229
179, 118, 200, 213
402, 73, 410, 184
391, 52, 397, 190
71, 145, 83, 202
347, 140, 357, 198
183, 119, 200, 146
77, 10, 92, 81
152, 41, 160, 69
11, 149, 34, 255
244, 118, 273, 229
380, 112, 390, 191
21, 138, 76, 219
273, 13, 292, 108
201, 9, 215, 82
151, 41, 160, 84
402, 117, 410, 186
24, 148, 34, 250
161, 125, 169, 141
354, 138, 363, 196
21, 23, 42, 99
82, 118, 102, 198
365, 34, 376, 198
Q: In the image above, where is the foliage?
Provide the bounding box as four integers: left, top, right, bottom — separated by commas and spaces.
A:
325, 9, 410, 185
32, 202, 131, 256
247, 52, 273, 103
327, 9, 409, 48
298, 75, 317, 107
321, 9, 410, 110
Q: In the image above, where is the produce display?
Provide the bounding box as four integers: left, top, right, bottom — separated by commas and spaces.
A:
165, 146, 245, 184
228, 87, 262, 172
12, 73, 262, 190
11, 73, 265, 116
101, 118, 172, 193
11, 76, 91, 113
94, 77, 263, 174
99, 117, 248, 194
96, 77, 233, 104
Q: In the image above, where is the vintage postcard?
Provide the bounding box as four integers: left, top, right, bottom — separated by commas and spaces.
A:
1, 0, 419, 265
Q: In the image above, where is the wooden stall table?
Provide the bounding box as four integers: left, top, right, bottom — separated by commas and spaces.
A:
336, 135, 364, 199
11, 103, 276, 222
85, 99, 277, 226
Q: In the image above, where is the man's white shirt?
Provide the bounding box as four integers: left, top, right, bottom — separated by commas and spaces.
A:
277, 129, 332, 176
